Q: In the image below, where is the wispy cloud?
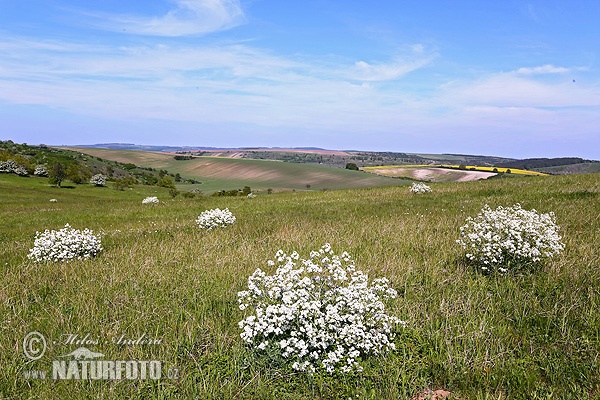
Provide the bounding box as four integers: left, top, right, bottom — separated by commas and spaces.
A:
515, 64, 571, 75
85, 0, 246, 36
349, 46, 436, 81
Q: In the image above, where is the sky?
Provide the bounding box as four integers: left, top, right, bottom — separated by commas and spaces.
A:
0, 0, 599, 159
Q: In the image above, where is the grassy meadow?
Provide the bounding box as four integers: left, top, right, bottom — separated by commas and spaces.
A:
1, 172, 599, 399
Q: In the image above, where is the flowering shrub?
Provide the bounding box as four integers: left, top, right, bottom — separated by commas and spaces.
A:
14, 166, 29, 176
28, 224, 103, 262
0, 160, 18, 173
410, 182, 432, 194
142, 196, 159, 204
90, 173, 106, 186
457, 203, 564, 273
0, 159, 28, 175
238, 244, 402, 373
196, 208, 236, 230
34, 165, 48, 177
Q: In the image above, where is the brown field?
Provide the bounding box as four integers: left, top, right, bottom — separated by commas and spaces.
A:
364, 166, 496, 182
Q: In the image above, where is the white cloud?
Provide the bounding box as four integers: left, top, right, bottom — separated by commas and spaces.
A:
87, 0, 246, 36
350, 45, 436, 81
515, 64, 570, 75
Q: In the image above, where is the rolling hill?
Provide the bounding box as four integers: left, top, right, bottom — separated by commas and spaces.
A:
63, 147, 411, 192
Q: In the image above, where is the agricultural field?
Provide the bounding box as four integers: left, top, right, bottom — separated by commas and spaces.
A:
363, 165, 497, 182
363, 164, 548, 183
1, 171, 599, 399
439, 165, 548, 176
63, 147, 410, 192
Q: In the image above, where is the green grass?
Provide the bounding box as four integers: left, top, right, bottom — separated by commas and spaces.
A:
1, 173, 599, 399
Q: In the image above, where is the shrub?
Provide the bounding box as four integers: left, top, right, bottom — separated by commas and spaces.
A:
142, 196, 159, 204
196, 208, 236, 230
157, 176, 175, 188
181, 191, 196, 198
14, 166, 29, 176
238, 244, 403, 373
90, 174, 107, 186
0, 160, 18, 173
410, 182, 432, 194
34, 165, 48, 177
169, 188, 179, 198
67, 163, 91, 184
27, 224, 103, 262
457, 203, 565, 273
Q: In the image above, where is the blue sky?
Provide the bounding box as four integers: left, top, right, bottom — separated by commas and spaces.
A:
1, 0, 599, 158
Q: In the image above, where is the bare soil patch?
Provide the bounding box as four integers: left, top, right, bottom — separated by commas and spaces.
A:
370, 167, 496, 182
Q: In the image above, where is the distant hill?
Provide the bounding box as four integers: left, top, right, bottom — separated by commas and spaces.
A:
498, 157, 589, 169
497, 157, 600, 175
63, 147, 412, 193
56, 143, 600, 175
74, 143, 522, 168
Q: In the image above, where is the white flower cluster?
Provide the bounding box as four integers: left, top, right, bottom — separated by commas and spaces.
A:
0, 159, 18, 173
0, 159, 28, 176
34, 165, 48, 177
457, 203, 565, 273
410, 182, 432, 194
196, 208, 236, 230
28, 224, 103, 262
238, 244, 402, 373
142, 196, 159, 204
90, 173, 107, 186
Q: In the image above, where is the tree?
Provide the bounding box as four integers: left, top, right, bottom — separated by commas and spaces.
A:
48, 162, 67, 188
345, 162, 359, 171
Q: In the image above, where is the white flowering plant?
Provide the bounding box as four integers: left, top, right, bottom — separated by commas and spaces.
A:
142, 196, 159, 204
0, 159, 18, 173
90, 173, 107, 186
34, 165, 48, 177
238, 244, 403, 374
457, 203, 565, 273
196, 208, 236, 230
28, 224, 103, 262
410, 182, 432, 194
